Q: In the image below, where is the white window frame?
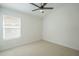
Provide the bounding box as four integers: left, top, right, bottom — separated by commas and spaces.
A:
3, 15, 21, 40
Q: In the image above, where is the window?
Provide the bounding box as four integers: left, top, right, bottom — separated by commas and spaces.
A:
3, 15, 21, 40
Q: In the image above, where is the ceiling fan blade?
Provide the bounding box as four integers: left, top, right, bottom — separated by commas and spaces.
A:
43, 7, 53, 9
30, 3, 40, 8
32, 8, 40, 11
42, 3, 47, 7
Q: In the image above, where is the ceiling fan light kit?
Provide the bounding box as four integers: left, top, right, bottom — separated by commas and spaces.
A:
30, 3, 53, 13
40, 9, 44, 13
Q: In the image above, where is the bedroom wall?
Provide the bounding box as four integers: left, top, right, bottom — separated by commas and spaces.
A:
43, 4, 79, 51
0, 7, 42, 51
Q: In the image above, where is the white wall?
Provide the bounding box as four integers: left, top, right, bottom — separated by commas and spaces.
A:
0, 7, 42, 51
43, 4, 79, 51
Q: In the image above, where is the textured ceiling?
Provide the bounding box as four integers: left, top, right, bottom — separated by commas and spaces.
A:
0, 3, 65, 18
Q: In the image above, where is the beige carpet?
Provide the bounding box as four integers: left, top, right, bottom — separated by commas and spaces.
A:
0, 40, 79, 56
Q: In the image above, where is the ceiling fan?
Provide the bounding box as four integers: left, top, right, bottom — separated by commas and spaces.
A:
30, 3, 53, 13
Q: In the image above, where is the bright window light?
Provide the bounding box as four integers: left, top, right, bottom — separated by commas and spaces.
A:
3, 15, 21, 40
